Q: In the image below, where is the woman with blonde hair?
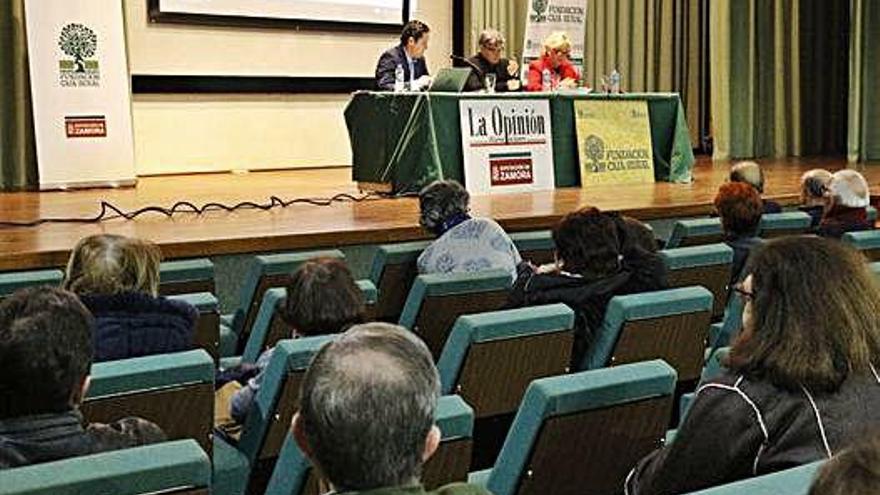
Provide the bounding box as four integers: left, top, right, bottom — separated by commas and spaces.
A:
525, 31, 581, 91
63, 234, 196, 362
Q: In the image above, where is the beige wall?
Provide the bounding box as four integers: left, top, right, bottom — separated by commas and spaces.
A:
124, 0, 452, 175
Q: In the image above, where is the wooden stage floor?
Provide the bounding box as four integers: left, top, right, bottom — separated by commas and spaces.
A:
1, 157, 878, 271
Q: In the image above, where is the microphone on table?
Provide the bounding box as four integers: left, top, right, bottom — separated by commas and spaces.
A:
450, 54, 484, 78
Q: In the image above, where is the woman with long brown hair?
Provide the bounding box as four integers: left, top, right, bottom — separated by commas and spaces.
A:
626, 236, 880, 494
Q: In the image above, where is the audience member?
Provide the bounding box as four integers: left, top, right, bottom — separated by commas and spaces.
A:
816, 169, 873, 238
798, 168, 833, 227
226, 258, 365, 423
291, 322, 490, 494
621, 216, 659, 253
714, 182, 765, 287
62, 234, 197, 362
375, 20, 431, 91
462, 29, 520, 92
729, 161, 782, 213
525, 32, 580, 91
626, 236, 880, 494
417, 180, 521, 280
507, 208, 667, 368
809, 433, 880, 495
0, 287, 164, 468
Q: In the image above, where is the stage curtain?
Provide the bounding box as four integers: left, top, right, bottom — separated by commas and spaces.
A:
0, 0, 37, 190
463, 0, 529, 60
710, 0, 849, 160
848, 0, 880, 162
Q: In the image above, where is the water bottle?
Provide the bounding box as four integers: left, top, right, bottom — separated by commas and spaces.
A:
394, 64, 405, 92
541, 68, 551, 92
610, 69, 621, 94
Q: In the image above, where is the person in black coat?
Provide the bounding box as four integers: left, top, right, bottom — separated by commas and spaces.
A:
729, 161, 782, 214
460, 29, 521, 92
507, 208, 667, 369
715, 182, 765, 290
62, 234, 196, 362
797, 168, 832, 227
626, 236, 880, 494
375, 20, 432, 91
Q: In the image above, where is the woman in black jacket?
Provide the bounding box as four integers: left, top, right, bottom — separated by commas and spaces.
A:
63, 234, 196, 362
626, 236, 880, 494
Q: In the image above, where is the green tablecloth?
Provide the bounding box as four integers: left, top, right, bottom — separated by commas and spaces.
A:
345, 91, 695, 193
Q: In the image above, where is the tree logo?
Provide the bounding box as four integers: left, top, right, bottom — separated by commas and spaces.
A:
58, 23, 100, 87
584, 135, 605, 173
532, 0, 549, 16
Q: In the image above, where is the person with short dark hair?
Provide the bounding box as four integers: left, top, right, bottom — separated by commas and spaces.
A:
626, 236, 880, 494
729, 161, 782, 213
417, 180, 521, 280
291, 322, 490, 494
507, 207, 667, 368
816, 169, 873, 238
0, 287, 165, 468
809, 433, 880, 495
461, 29, 521, 92
375, 20, 432, 91
798, 168, 833, 227
227, 258, 365, 423
714, 182, 765, 287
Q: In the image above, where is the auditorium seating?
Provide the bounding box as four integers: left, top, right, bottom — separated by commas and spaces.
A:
682, 461, 823, 494
0, 268, 63, 300
758, 211, 812, 238
660, 243, 733, 319
82, 350, 215, 454
214, 335, 336, 495
677, 346, 731, 423
842, 230, 880, 261
871, 261, 880, 280
398, 269, 513, 359
263, 395, 475, 495
469, 360, 677, 495
0, 439, 211, 495
708, 295, 744, 351
665, 218, 724, 248
579, 287, 713, 392
168, 292, 220, 362
368, 240, 431, 321
509, 230, 555, 265
159, 258, 215, 296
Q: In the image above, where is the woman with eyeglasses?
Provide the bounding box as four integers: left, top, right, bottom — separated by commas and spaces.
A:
626, 236, 880, 495
525, 31, 581, 91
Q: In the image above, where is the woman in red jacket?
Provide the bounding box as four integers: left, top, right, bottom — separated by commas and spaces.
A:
526, 31, 581, 91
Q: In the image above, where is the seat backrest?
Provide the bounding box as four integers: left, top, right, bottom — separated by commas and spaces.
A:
83, 350, 215, 454
398, 269, 513, 359
509, 230, 555, 266
683, 461, 824, 495
581, 287, 713, 386
369, 241, 431, 321
660, 243, 733, 319
168, 292, 219, 362
0, 439, 211, 495
870, 261, 880, 282
868, 205, 877, 223
666, 218, 724, 248
159, 258, 215, 296
758, 211, 812, 239
843, 230, 880, 261
0, 269, 63, 301
241, 280, 378, 364
231, 250, 345, 345
437, 304, 574, 419
486, 360, 677, 495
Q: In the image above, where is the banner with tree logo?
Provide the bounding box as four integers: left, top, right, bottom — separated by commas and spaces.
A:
575, 100, 655, 186
521, 0, 588, 79
25, 0, 135, 189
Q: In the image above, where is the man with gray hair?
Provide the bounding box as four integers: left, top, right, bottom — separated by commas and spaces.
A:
729, 161, 782, 213
798, 168, 833, 227
462, 29, 521, 92
291, 323, 490, 495
816, 169, 873, 238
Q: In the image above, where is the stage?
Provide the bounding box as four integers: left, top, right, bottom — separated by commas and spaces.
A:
0, 157, 877, 272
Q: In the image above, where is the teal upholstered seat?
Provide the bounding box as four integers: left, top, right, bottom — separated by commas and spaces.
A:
666, 218, 724, 248
843, 230, 880, 261
220, 250, 345, 357
677, 346, 731, 423
168, 291, 220, 362
580, 287, 713, 387
683, 461, 824, 494
0, 269, 63, 298
369, 240, 431, 321
84, 350, 215, 454
159, 258, 215, 296
470, 360, 677, 495
264, 395, 475, 495
509, 230, 555, 265
214, 335, 336, 495
0, 439, 210, 495
868, 205, 877, 223
660, 243, 733, 319
870, 261, 880, 281
758, 211, 812, 238
398, 269, 513, 359
708, 293, 744, 352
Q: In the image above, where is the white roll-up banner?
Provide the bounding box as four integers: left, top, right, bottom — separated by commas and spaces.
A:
521, 0, 588, 77
25, 0, 136, 190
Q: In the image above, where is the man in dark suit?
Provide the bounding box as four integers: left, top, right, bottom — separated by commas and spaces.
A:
375, 20, 431, 91
462, 29, 521, 92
